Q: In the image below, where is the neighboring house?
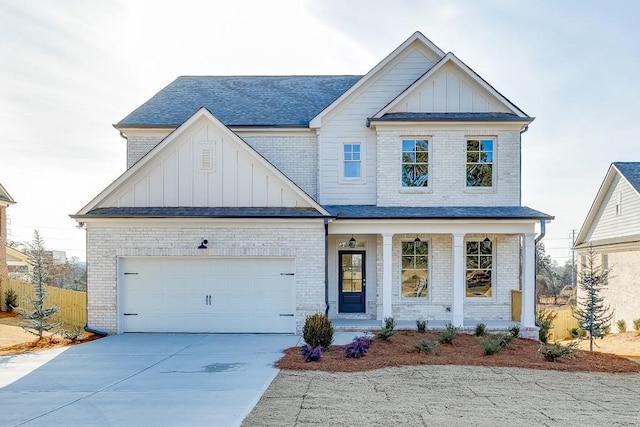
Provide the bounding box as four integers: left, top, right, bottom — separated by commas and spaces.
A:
574, 162, 640, 330
7, 246, 29, 281
0, 183, 16, 279
73, 32, 552, 336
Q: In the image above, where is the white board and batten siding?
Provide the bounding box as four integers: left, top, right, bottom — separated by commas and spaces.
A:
103, 117, 310, 209
387, 63, 512, 114
119, 257, 296, 333
318, 45, 438, 205
587, 174, 640, 242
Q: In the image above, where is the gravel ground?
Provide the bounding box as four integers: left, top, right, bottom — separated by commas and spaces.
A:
243, 365, 640, 426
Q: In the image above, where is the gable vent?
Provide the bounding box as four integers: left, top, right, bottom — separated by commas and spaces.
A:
200, 146, 214, 171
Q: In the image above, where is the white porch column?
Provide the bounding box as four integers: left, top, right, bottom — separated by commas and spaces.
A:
452, 233, 465, 327
521, 233, 536, 328
382, 233, 393, 322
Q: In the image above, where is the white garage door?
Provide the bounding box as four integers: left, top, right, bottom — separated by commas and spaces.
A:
119, 257, 295, 333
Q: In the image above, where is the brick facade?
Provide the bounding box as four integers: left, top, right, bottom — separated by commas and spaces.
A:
86, 221, 325, 333
376, 128, 521, 207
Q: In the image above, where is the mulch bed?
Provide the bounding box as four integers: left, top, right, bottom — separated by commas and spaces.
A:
277, 330, 640, 373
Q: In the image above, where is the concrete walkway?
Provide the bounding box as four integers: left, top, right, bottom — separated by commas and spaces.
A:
243, 365, 640, 426
0, 334, 302, 427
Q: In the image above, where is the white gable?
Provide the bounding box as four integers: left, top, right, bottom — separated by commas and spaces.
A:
387, 62, 511, 114
80, 109, 322, 213
374, 53, 527, 118
310, 32, 445, 128
578, 169, 640, 245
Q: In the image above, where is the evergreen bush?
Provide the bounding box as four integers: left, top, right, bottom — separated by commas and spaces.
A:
302, 313, 334, 348
416, 320, 427, 333
413, 339, 439, 355
438, 323, 458, 344
616, 319, 627, 333
3, 288, 17, 311
474, 322, 486, 337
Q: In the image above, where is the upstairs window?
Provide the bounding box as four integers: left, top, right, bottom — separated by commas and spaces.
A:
615, 192, 622, 216
466, 239, 493, 298
402, 139, 429, 187
401, 239, 429, 298
343, 143, 361, 178
466, 139, 493, 187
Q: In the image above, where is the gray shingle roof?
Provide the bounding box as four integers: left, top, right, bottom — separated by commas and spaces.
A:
370, 112, 532, 123
78, 205, 553, 221
324, 205, 553, 220
614, 162, 640, 193
81, 207, 326, 218
0, 183, 15, 204
116, 76, 362, 128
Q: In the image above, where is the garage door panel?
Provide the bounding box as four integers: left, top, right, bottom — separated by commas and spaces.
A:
120, 257, 295, 333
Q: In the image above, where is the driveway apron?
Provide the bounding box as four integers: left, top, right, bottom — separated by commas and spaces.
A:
0, 334, 301, 426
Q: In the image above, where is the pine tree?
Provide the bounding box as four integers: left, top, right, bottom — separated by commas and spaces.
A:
573, 247, 613, 352
15, 230, 60, 339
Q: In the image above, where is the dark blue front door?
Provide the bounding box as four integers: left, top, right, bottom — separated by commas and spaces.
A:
339, 251, 366, 313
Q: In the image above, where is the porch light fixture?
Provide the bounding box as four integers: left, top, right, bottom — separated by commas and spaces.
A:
198, 239, 208, 249
348, 235, 357, 248
414, 236, 421, 244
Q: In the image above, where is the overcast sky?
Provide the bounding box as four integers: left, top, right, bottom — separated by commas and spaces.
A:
1, 0, 638, 264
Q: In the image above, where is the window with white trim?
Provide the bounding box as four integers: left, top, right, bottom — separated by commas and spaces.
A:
343, 143, 361, 178
466, 239, 493, 298
615, 192, 622, 216
401, 139, 429, 187
466, 139, 493, 187
401, 239, 429, 298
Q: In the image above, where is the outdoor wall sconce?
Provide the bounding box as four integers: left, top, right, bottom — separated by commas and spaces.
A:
198, 239, 208, 249
348, 235, 357, 248
414, 236, 422, 246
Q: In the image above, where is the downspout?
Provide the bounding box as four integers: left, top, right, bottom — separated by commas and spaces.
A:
324, 219, 330, 316
84, 323, 108, 337
535, 219, 546, 244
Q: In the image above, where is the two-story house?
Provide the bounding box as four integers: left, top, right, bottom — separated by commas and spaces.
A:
74, 32, 552, 337
574, 162, 640, 331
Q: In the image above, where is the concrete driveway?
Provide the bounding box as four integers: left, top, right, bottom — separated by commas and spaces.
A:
0, 334, 301, 427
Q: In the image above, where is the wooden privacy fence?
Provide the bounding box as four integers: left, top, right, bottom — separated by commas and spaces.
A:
0, 278, 87, 328
512, 291, 579, 341
547, 306, 579, 341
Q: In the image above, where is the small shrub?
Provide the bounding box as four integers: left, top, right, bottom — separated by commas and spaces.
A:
474, 322, 486, 337
438, 323, 458, 344
508, 325, 520, 339
539, 342, 577, 362
383, 317, 396, 330
413, 339, 439, 355
479, 334, 513, 355
302, 313, 334, 348
300, 344, 323, 362
616, 319, 627, 333
344, 334, 373, 358
570, 327, 587, 338
4, 289, 18, 311
634, 318, 640, 336
536, 309, 557, 343
376, 317, 397, 341
375, 327, 396, 341
62, 325, 82, 341
416, 320, 427, 333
